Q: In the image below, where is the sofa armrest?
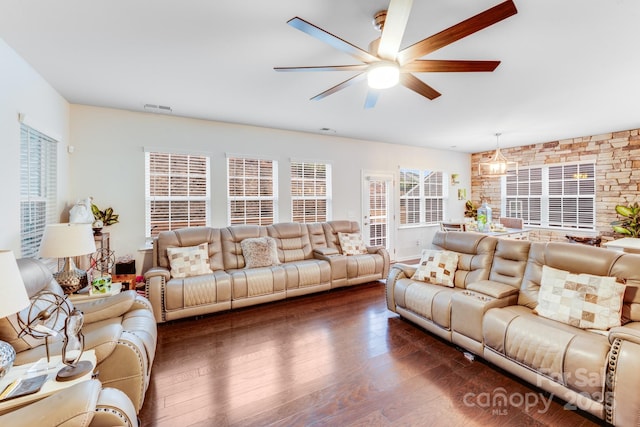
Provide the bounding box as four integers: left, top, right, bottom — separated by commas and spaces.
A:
385, 264, 416, 313
0, 379, 136, 427
467, 280, 519, 299
313, 247, 340, 257
609, 323, 640, 346
144, 267, 170, 323
369, 246, 390, 278
74, 291, 144, 324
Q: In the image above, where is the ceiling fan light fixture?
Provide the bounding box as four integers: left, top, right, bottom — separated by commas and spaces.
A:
367, 61, 400, 89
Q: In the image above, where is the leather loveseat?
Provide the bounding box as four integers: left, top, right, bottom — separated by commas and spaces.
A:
145, 221, 390, 323
386, 231, 640, 426
0, 258, 157, 414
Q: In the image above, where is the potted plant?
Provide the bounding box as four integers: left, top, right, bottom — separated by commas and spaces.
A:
91, 202, 119, 235
610, 200, 640, 237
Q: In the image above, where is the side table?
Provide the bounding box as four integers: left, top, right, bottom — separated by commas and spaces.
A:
0, 350, 96, 414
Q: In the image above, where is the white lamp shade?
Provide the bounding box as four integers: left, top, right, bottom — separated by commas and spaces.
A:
0, 250, 30, 318
38, 223, 97, 259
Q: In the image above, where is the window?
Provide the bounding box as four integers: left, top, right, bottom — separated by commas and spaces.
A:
227, 157, 278, 225
145, 151, 210, 237
20, 124, 58, 258
503, 162, 595, 230
290, 161, 331, 223
399, 169, 445, 226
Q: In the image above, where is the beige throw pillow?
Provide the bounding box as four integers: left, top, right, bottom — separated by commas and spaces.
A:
411, 249, 459, 287
241, 237, 280, 268
337, 232, 368, 255
166, 243, 213, 278
537, 265, 626, 330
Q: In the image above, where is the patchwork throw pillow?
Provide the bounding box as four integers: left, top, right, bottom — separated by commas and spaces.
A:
411, 249, 459, 287
241, 237, 280, 268
166, 243, 213, 279
337, 232, 368, 255
536, 265, 626, 330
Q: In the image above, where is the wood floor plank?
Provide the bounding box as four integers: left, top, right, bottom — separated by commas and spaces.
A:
139, 282, 603, 427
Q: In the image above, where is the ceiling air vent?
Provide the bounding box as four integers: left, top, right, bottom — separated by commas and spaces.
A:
143, 104, 173, 113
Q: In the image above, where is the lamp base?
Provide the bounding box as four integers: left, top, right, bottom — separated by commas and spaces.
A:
54, 259, 89, 294
56, 360, 93, 382
0, 340, 16, 380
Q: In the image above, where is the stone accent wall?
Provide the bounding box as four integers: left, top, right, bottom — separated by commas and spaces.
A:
470, 128, 640, 244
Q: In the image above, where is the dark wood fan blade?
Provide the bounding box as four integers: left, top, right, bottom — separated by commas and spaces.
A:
288, 17, 378, 64
403, 60, 500, 73
364, 90, 380, 109
400, 73, 441, 100
311, 73, 366, 101
397, 0, 517, 65
377, 0, 413, 60
274, 64, 369, 72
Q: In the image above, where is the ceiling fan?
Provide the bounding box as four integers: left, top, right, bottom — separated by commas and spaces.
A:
275, 0, 517, 108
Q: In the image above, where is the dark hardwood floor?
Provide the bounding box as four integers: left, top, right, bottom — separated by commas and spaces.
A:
139, 282, 604, 427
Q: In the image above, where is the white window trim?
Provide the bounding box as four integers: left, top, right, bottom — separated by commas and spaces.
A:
290, 160, 332, 223
398, 169, 447, 228
227, 156, 279, 225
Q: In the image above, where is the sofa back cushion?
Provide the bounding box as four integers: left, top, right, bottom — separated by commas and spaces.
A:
306, 223, 328, 249
519, 241, 640, 322
266, 222, 312, 262
431, 231, 497, 288
221, 225, 267, 270
323, 221, 364, 253
488, 238, 531, 289
156, 227, 224, 271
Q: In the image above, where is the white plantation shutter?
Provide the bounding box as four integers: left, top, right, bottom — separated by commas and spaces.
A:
399, 169, 445, 225
502, 162, 595, 230
145, 151, 210, 236
227, 157, 278, 225
290, 161, 331, 223
20, 124, 58, 257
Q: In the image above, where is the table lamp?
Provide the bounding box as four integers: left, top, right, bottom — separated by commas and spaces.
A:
38, 223, 97, 294
0, 250, 30, 379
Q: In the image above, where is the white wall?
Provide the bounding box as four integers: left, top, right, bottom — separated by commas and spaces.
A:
70, 105, 470, 263
0, 38, 70, 254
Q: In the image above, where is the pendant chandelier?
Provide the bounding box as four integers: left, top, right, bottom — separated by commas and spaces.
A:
478, 133, 518, 177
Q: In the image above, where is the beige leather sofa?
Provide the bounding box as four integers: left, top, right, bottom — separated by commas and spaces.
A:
0, 258, 157, 414
0, 379, 138, 426
145, 221, 389, 323
386, 231, 640, 426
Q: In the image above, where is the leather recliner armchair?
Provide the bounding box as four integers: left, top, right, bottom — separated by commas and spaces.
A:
0, 258, 157, 413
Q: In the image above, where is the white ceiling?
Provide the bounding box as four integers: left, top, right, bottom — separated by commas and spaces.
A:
1, 0, 639, 153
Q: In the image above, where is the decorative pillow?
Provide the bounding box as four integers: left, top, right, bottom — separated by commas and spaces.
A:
536, 265, 626, 330
166, 243, 213, 278
337, 232, 368, 255
411, 249, 459, 287
241, 237, 280, 268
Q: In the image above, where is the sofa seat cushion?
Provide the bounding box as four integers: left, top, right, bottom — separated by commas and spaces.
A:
227, 266, 286, 300
165, 270, 231, 310
281, 259, 331, 289
483, 305, 610, 398
393, 278, 460, 329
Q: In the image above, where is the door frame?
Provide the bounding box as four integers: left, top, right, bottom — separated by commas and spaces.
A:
361, 170, 395, 260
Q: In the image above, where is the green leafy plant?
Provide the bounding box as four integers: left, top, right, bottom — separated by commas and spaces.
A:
611, 201, 640, 237
464, 200, 478, 219
91, 203, 119, 226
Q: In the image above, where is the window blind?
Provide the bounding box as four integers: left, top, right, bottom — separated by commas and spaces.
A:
20, 124, 58, 258
503, 162, 595, 230
399, 169, 445, 225
145, 151, 210, 236
290, 161, 331, 223
227, 157, 278, 225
